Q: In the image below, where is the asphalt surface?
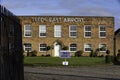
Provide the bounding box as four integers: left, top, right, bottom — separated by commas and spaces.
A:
24, 65, 120, 80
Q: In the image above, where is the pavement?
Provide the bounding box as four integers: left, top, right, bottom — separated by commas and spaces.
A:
24, 65, 120, 80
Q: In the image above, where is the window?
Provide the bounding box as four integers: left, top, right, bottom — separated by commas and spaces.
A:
99, 25, 106, 38
39, 25, 46, 37
99, 44, 106, 52
84, 25, 92, 38
54, 25, 62, 37
24, 24, 32, 37
84, 44, 92, 52
39, 43, 47, 52
69, 25, 77, 37
69, 43, 77, 52
24, 43, 32, 52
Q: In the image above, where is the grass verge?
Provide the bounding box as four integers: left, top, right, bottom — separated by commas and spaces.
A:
24, 57, 108, 67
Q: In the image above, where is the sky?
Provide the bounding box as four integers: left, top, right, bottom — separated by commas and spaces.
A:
0, 0, 120, 30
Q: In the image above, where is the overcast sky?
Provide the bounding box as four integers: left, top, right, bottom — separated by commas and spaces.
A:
1, 0, 120, 30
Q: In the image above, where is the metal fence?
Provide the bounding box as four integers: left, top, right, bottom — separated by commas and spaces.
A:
0, 4, 24, 80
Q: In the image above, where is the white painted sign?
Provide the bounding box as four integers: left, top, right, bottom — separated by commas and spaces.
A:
32, 17, 84, 22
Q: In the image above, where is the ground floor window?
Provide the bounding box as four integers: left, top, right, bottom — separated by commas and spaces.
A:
39, 43, 47, 52
24, 43, 32, 52
99, 44, 106, 52
69, 43, 77, 52
84, 43, 92, 52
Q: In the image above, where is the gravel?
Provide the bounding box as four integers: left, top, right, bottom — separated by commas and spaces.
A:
24, 65, 120, 80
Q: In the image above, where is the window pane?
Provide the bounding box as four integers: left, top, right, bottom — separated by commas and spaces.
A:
70, 26, 77, 31
25, 31, 32, 36
25, 25, 32, 30
99, 44, 106, 51
85, 26, 91, 31
70, 32, 77, 36
85, 32, 91, 37
54, 25, 61, 37
100, 26, 106, 31
100, 32, 106, 37
70, 44, 76, 47
84, 44, 92, 52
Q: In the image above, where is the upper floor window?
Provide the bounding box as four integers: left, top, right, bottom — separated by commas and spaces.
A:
84, 25, 92, 38
69, 43, 77, 52
69, 25, 77, 37
39, 25, 46, 37
24, 43, 32, 52
24, 24, 32, 37
54, 25, 62, 37
84, 43, 92, 52
39, 43, 47, 52
99, 25, 106, 38
99, 44, 106, 52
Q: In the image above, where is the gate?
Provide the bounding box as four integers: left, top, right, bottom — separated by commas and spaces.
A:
0, 5, 24, 80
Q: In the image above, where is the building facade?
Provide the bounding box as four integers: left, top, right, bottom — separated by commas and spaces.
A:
19, 16, 114, 56
115, 28, 120, 55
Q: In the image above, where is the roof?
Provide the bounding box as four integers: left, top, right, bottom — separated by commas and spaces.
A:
115, 28, 120, 35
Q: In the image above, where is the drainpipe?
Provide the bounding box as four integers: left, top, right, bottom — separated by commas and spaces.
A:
114, 36, 117, 62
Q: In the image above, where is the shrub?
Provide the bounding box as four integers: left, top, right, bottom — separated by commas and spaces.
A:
62, 46, 69, 50
89, 50, 94, 57
105, 55, 111, 63
75, 50, 83, 57
117, 49, 120, 61
31, 50, 37, 57
106, 50, 110, 55
105, 49, 111, 63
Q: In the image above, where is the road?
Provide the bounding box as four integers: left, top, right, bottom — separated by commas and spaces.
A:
24, 65, 120, 80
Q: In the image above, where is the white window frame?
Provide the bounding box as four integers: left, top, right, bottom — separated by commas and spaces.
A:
69, 25, 77, 38
39, 25, 46, 37
24, 24, 32, 37
69, 43, 77, 52
39, 43, 47, 52
54, 25, 62, 37
84, 43, 92, 52
84, 25, 92, 38
99, 43, 107, 52
99, 25, 106, 38
24, 43, 32, 52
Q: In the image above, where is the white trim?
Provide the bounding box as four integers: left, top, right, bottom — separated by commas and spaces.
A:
54, 25, 62, 37
99, 25, 106, 38
99, 43, 107, 52
84, 43, 92, 52
24, 24, 32, 37
69, 25, 77, 38
84, 25, 92, 38
69, 43, 77, 52
39, 25, 46, 37
39, 43, 47, 52
24, 43, 32, 52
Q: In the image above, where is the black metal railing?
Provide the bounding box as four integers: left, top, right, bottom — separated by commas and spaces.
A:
0, 4, 24, 80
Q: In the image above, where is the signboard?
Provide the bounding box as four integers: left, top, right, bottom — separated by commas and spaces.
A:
60, 50, 70, 58
62, 61, 68, 66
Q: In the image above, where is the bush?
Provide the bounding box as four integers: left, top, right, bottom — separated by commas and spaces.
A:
31, 50, 37, 57
105, 55, 111, 63
89, 50, 94, 57
117, 49, 120, 61
75, 50, 83, 57
105, 49, 111, 63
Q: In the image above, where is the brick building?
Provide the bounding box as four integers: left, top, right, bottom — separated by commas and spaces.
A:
19, 16, 114, 56
115, 28, 120, 55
